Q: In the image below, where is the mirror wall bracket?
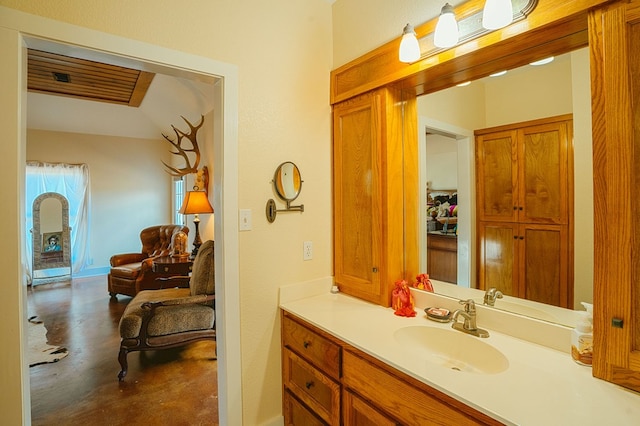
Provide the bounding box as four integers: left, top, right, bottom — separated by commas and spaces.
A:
266, 198, 305, 223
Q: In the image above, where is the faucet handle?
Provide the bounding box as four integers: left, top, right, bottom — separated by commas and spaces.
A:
459, 299, 476, 314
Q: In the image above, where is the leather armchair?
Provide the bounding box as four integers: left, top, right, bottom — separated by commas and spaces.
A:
108, 224, 189, 299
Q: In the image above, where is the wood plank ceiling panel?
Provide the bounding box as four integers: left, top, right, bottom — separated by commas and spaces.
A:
27, 49, 155, 107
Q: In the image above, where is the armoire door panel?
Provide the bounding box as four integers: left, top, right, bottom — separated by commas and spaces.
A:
476, 130, 518, 222
478, 222, 517, 296
519, 122, 569, 224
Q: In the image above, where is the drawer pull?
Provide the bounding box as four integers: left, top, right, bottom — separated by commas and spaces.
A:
305, 381, 314, 390
303, 340, 311, 348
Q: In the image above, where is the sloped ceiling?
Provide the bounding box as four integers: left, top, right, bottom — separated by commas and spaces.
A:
27, 49, 215, 140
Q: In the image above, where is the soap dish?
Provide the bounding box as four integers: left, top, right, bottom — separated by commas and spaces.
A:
425, 307, 452, 323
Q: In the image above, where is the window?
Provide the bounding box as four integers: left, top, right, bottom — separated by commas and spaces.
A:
173, 176, 186, 225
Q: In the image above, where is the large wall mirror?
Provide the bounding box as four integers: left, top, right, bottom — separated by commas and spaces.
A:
31, 192, 72, 278
411, 46, 592, 327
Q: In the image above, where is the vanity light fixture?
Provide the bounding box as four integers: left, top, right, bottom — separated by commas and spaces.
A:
489, 70, 507, 77
399, 23, 421, 63
456, 81, 471, 87
530, 56, 555, 66
482, 0, 514, 30
434, 3, 459, 48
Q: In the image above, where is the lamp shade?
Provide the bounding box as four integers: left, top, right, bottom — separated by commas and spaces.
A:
434, 3, 458, 48
399, 24, 420, 63
179, 191, 214, 215
482, 0, 513, 30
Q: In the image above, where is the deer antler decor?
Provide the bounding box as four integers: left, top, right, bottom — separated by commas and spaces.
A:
161, 115, 205, 176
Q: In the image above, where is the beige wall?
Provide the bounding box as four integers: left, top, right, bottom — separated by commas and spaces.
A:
0, 0, 333, 424
27, 130, 172, 269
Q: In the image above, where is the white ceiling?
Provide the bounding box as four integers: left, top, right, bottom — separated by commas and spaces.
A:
27, 65, 215, 140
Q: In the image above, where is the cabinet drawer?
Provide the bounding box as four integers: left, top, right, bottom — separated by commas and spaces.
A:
283, 315, 340, 379
283, 389, 327, 426
427, 234, 458, 251
343, 349, 500, 426
283, 348, 340, 425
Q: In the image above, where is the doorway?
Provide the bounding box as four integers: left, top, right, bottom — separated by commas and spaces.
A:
1, 13, 241, 424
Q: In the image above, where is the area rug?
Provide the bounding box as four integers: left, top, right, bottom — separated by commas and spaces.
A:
28, 316, 68, 367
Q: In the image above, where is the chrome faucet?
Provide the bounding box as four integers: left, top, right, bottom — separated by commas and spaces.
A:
451, 299, 489, 338
483, 287, 504, 306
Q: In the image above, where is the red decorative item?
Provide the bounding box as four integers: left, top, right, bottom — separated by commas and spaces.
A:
414, 273, 434, 292
392, 280, 416, 317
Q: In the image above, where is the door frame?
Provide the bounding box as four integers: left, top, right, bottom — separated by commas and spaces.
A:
0, 6, 242, 424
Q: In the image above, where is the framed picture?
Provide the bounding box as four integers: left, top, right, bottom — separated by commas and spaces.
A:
42, 232, 62, 253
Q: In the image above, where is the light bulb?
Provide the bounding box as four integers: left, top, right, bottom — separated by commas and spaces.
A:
434, 3, 458, 48
530, 56, 555, 66
399, 23, 421, 63
482, 0, 513, 30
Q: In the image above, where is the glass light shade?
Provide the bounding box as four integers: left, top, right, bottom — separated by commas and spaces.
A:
434, 4, 458, 48
179, 190, 214, 215
399, 24, 420, 63
530, 56, 555, 66
482, 0, 513, 30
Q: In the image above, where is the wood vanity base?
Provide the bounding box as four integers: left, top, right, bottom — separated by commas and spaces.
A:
281, 310, 503, 425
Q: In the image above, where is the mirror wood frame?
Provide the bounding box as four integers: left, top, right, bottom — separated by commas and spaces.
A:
330, 0, 640, 392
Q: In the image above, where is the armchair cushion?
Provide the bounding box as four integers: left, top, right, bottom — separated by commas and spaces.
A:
190, 240, 215, 296
119, 288, 214, 339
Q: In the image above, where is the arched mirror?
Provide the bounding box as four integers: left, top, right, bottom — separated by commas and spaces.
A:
31, 192, 72, 278
266, 161, 304, 223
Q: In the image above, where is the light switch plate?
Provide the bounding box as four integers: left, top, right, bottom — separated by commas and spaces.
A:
239, 209, 252, 231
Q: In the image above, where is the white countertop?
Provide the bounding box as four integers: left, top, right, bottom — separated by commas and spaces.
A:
280, 288, 640, 425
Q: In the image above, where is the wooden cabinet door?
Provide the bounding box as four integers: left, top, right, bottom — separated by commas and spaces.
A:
590, 0, 640, 393
333, 91, 383, 305
333, 87, 412, 306
520, 224, 570, 308
476, 130, 518, 222
478, 222, 571, 308
477, 222, 518, 296
518, 121, 571, 225
343, 390, 397, 426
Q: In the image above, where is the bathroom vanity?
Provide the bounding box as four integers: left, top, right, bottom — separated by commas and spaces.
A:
280, 282, 640, 425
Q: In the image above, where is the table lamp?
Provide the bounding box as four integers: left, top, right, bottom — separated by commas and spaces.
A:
179, 190, 214, 258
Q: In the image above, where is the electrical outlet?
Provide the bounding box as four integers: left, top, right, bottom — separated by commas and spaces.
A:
239, 209, 252, 231
303, 241, 313, 261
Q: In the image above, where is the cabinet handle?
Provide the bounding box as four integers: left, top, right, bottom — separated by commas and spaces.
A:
513, 236, 518, 240
303, 340, 311, 349
519, 236, 524, 240
305, 381, 314, 390
513, 206, 518, 210
519, 207, 523, 210
372, 267, 378, 273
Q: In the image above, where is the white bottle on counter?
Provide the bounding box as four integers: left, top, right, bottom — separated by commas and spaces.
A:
571, 302, 593, 366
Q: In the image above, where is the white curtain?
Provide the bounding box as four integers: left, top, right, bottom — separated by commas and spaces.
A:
25, 162, 91, 282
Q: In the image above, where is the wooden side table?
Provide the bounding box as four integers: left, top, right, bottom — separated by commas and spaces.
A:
152, 256, 193, 288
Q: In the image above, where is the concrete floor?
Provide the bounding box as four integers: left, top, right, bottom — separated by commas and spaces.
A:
27, 275, 218, 425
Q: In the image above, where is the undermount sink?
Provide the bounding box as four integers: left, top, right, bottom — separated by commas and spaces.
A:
393, 326, 509, 374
